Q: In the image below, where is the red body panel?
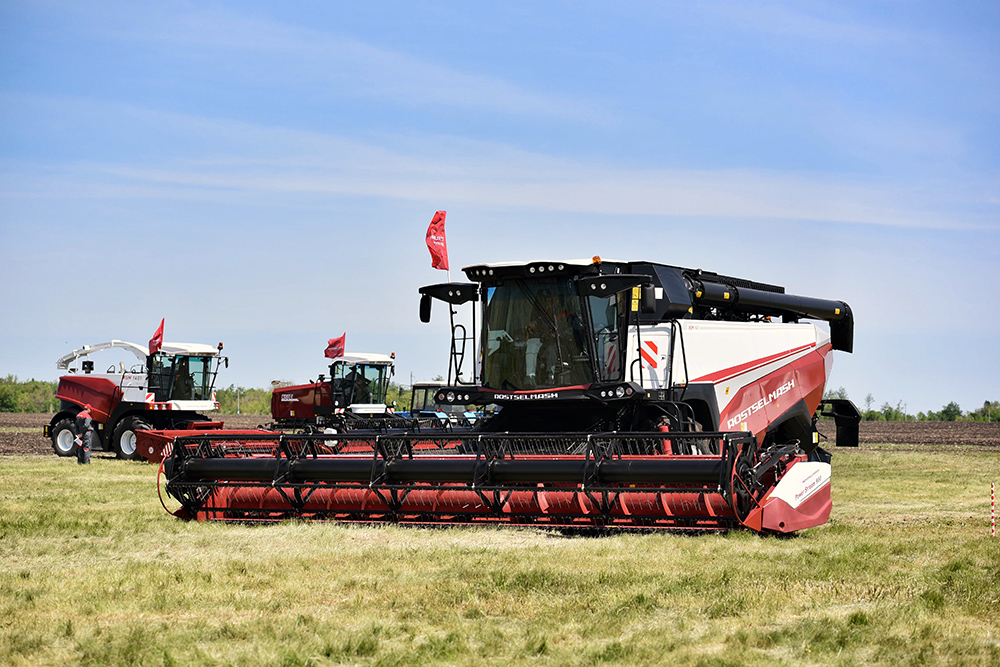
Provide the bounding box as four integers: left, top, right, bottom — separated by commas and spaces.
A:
271, 382, 330, 421
55, 376, 121, 423
135, 424, 246, 463
717, 343, 832, 441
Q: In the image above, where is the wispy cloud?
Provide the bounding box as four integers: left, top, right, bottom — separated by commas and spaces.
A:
2, 101, 995, 231
90, 4, 609, 124
702, 1, 910, 46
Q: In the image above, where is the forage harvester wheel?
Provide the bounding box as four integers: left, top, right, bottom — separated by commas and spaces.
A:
50, 418, 78, 457
112, 416, 152, 460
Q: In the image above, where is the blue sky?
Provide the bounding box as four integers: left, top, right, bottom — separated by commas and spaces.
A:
1, 1, 997, 414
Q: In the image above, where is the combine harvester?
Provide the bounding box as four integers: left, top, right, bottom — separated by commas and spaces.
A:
151, 258, 860, 533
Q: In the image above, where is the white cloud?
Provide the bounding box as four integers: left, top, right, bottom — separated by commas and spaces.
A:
90, 4, 609, 123
2, 101, 994, 232
702, 0, 909, 46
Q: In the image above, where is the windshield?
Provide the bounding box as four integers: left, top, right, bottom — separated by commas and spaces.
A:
150, 354, 215, 401
482, 278, 602, 390
411, 386, 436, 412
331, 363, 389, 404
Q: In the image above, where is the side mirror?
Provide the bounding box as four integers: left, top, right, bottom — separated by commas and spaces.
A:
641, 286, 657, 314
419, 293, 432, 323
224, 357, 229, 368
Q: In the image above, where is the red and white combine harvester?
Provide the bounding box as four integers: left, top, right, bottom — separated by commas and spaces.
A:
45, 340, 227, 459
151, 258, 860, 533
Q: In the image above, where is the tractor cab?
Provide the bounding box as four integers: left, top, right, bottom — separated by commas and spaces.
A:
327, 353, 394, 412
408, 381, 480, 427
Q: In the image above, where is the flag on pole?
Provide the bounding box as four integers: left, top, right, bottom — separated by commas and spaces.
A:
425, 210, 449, 271
149, 319, 164, 355
325, 333, 346, 359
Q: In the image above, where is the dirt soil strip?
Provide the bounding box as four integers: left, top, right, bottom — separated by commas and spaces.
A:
0, 413, 271, 456
2, 413, 999, 457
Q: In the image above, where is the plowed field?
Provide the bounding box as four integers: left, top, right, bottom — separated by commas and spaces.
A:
3, 413, 998, 456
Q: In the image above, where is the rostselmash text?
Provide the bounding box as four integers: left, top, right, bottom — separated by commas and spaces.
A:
726, 379, 796, 429
491, 392, 560, 401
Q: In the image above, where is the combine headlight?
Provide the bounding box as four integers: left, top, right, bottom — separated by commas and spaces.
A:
446, 391, 456, 402
615, 386, 626, 398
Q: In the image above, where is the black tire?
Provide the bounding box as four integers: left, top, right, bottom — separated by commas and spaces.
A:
50, 418, 78, 457
112, 416, 152, 460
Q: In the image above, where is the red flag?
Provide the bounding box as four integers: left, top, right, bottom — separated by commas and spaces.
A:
325, 333, 346, 359
149, 319, 164, 355
425, 210, 449, 271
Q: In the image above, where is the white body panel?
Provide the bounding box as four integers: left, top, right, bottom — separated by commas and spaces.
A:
623, 320, 830, 423
57, 340, 220, 369
768, 462, 831, 509
329, 353, 394, 366
350, 403, 388, 415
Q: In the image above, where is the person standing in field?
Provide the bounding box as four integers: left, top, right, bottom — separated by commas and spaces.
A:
75, 404, 94, 464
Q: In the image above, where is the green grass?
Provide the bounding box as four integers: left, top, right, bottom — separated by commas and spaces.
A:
2, 447, 999, 666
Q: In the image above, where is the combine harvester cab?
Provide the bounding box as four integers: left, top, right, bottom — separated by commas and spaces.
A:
157, 258, 858, 534
270, 353, 415, 432
45, 340, 227, 460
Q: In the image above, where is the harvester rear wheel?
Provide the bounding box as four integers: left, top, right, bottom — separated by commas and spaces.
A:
50, 418, 77, 457
113, 416, 151, 460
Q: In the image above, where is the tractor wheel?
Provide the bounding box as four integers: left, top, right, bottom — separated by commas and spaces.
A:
112, 416, 151, 460
50, 418, 78, 457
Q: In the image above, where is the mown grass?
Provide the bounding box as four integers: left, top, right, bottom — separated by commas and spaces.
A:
1, 447, 999, 666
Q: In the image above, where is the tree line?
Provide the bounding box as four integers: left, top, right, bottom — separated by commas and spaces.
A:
0, 375, 413, 416
2, 374, 995, 422
823, 386, 998, 422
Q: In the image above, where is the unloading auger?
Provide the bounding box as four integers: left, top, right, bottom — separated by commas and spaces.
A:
151, 257, 860, 533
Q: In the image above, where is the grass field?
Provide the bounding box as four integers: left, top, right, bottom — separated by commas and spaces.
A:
2, 446, 999, 666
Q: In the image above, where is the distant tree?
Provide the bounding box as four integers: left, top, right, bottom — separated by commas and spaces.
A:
0, 375, 59, 413
940, 401, 962, 422
215, 385, 272, 415
385, 382, 408, 411
968, 400, 999, 422
0, 377, 17, 412
864, 393, 874, 411
823, 386, 849, 401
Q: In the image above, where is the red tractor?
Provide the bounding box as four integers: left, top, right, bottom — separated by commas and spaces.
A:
45, 340, 227, 459
270, 352, 409, 431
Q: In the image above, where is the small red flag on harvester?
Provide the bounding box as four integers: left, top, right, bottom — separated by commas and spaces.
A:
149, 318, 164, 355
425, 210, 449, 271
325, 333, 346, 359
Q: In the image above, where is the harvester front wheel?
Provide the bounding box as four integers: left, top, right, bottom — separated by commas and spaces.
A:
50, 418, 77, 457
113, 416, 151, 460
